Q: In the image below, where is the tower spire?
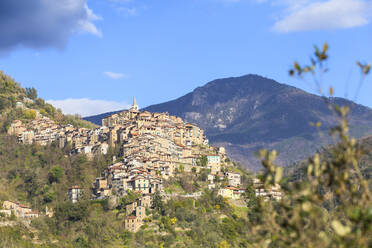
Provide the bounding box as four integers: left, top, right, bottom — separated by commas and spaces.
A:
131, 97, 139, 111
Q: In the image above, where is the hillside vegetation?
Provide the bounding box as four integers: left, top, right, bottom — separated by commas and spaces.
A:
0, 70, 96, 132
287, 134, 372, 183
0, 133, 255, 247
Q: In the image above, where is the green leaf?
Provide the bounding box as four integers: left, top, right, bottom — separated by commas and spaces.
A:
294, 62, 301, 72
364, 64, 370, 75
322, 42, 329, 53
275, 167, 283, 184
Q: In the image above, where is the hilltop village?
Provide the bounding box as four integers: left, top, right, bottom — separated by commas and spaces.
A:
8, 98, 228, 176
5, 98, 282, 232
90, 99, 244, 231
7, 101, 110, 158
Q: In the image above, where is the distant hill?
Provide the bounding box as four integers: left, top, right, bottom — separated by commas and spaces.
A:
286, 134, 372, 182
83, 110, 120, 125
84, 74, 372, 171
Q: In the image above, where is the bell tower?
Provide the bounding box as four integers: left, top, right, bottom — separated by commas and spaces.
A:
130, 97, 139, 111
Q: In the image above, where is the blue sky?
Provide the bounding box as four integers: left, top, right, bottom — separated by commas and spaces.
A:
0, 0, 371, 116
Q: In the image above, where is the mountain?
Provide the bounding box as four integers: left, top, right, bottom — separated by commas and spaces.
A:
84, 74, 372, 171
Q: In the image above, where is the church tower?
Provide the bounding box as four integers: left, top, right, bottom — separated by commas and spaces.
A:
130, 97, 139, 111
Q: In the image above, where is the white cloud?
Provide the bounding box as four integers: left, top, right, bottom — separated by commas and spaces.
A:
104, 71, 128, 79
78, 4, 103, 37
47, 98, 130, 117
272, 0, 372, 32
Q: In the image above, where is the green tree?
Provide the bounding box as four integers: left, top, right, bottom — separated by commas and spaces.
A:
23, 171, 39, 199
152, 192, 165, 216
48, 166, 64, 184
25, 87, 37, 100
55, 201, 88, 224
179, 164, 185, 173
246, 186, 260, 224
197, 156, 208, 167
43, 191, 55, 203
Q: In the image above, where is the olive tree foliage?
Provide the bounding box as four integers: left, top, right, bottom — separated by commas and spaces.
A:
197, 156, 208, 167
25, 87, 37, 100
250, 44, 372, 247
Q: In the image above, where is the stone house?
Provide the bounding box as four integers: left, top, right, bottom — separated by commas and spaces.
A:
68, 186, 82, 203
24, 211, 39, 218
20, 130, 34, 144
208, 174, 215, 183
207, 155, 221, 175
253, 178, 282, 201
226, 172, 241, 187
136, 205, 146, 219
7, 120, 26, 136
218, 187, 243, 200
2, 201, 38, 218
131, 176, 150, 194
124, 216, 142, 232
3, 201, 18, 211
139, 195, 152, 208
93, 177, 112, 198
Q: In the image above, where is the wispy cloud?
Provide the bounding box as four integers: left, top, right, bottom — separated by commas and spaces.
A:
117, 7, 138, 16
104, 71, 129, 79
273, 0, 372, 32
47, 98, 130, 117
106, 0, 146, 16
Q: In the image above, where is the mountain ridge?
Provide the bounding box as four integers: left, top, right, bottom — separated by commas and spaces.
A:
84, 74, 372, 171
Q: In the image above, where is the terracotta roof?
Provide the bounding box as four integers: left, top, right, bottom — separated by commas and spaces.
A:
26, 211, 39, 214
19, 204, 31, 208
225, 186, 239, 190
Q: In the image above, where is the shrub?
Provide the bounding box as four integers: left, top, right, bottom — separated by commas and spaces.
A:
55, 201, 88, 224
23, 109, 36, 120
250, 43, 372, 247
48, 166, 64, 184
